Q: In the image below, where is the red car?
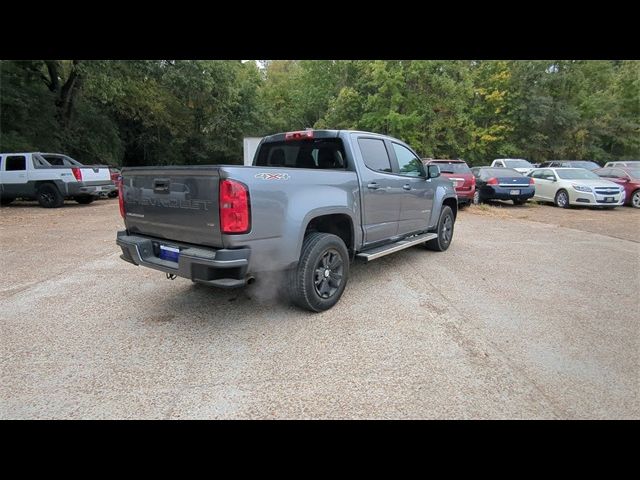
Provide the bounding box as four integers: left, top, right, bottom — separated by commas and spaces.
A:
109, 167, 121, 198
594, 166, 640, 208
423, 159, 475, 207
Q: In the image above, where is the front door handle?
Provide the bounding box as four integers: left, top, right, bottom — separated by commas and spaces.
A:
403, 184, 411, 191
367, 182, 381, 190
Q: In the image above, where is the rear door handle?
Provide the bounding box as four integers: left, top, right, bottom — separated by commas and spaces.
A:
403, 184, 411, 191
367, 182, 381, 190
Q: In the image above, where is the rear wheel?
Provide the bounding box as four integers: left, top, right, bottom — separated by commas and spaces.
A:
473, 189, 482, 205
554, 189, 570, 208
631, 190, 640, 208
75, 196, 95, 205
425, 205, 455, 252
1, 197, 15, 206
287, 232, 349, 312
36, 184, 64, 208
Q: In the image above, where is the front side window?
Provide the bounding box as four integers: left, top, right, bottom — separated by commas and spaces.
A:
392, 143, 423, 177
5, 155, 26, 171
358, 138, 392, 173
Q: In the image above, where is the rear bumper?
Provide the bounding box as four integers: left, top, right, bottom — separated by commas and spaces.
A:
482, 186, 535, 201
455, 187, 475, 202
116, 231, 251, 288
67, 182, 117, 197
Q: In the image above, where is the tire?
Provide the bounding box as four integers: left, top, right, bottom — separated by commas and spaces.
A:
554, 189, 570, 209
108, 191, 118, 198
513, 199, 526, 206
75, 196, 95, 205
287, 232, 349, 312
36, 184, 64, 208
1, 197, 15, 206
425, 205, 455, 252
472, 189, 482, 205
458, 201, 469, 210
631, 190, 640, 209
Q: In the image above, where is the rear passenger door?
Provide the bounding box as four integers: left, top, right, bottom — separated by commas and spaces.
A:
389, 142, 432, 235
353, 135, 405, 245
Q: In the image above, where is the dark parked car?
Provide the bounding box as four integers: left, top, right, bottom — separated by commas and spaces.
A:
470, 167, 535, 205
538, 160, 601, 171
423, 159, 475, 207
594, 167, 640, 208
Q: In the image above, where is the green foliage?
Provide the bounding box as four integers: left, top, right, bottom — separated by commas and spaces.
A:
1, 60, 638, 167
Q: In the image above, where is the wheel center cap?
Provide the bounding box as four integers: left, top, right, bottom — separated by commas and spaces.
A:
324, 269, 330, 278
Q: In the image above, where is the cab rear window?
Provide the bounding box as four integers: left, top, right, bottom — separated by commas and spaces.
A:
255, 139, 346, 169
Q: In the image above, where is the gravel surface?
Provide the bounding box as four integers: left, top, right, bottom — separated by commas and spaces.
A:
1, 198, 638, 419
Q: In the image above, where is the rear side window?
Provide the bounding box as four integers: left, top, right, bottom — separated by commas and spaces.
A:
5, 155, 26, 171
358, 138, 392, 173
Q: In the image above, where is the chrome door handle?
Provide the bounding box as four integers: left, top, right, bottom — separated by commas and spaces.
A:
403, 184, 411, 191
367, 182, 381, 190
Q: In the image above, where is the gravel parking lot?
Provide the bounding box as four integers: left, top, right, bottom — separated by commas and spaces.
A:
1, 199, 638, 419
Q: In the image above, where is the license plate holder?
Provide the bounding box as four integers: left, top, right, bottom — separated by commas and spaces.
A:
510, 189, 520, 195
605, 197, 614, 203
159, 245, 180, 263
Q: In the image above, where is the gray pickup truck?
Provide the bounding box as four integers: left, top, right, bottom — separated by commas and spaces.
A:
116, 130, 458, 311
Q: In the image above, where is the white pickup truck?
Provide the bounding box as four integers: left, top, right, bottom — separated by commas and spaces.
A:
0, 152, 115, 207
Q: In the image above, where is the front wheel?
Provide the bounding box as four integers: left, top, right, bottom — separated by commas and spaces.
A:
631, 190, 640, 209
288, 232, 349, 312
425, 205, 455, 252
1, 197, 15, 206
513, 199, 526, 205
554, 189, 570, 209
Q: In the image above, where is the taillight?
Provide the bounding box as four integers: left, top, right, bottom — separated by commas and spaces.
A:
71, 167, 82, 181
118, 178, 125, 219
285, 130, 314, 141
219, 179, 250, 234
487, 177, 498, 185
529, 177, 535, 185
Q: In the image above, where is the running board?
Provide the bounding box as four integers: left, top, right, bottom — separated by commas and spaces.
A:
356, 233, 437, 262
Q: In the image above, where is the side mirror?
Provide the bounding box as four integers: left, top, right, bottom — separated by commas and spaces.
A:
428, 165, 441, 179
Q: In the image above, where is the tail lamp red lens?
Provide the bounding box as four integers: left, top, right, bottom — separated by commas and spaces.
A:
487, 177, 498, 185
71, 167, 82, 181
118, 177, 125, 219
529, 177, 535, 185
285, 130, 314, 141
219, 179, 250, 234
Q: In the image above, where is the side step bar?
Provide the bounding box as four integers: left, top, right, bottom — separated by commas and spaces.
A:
356, 232, 438, 262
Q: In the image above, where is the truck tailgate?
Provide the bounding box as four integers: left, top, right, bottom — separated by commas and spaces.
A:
121, 167, 223, 248
80, 166, 111, 182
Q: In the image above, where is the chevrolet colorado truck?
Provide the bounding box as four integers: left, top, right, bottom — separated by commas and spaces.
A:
0, 152, 115, 207
116, 130, 458, 311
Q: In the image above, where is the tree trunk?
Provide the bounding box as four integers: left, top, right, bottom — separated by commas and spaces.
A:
43, 60, 82, 127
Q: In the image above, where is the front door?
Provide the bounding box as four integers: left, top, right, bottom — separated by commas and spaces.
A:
354, 136, 405, 245
0, 154, 29, 197
389, 142, 433, 235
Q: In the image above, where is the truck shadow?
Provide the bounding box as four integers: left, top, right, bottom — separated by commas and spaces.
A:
150, 246, 430, 325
